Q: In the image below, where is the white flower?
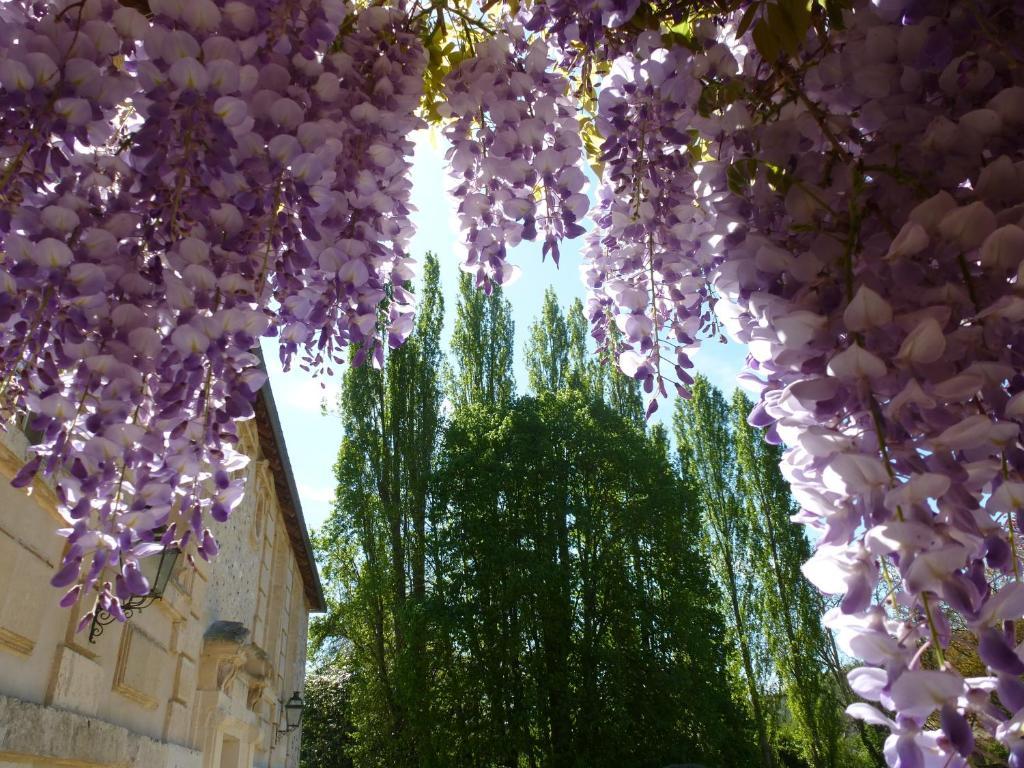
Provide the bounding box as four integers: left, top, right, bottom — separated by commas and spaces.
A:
844, 286, 893, 331
827, 343, 887, 379
896, 318, 946, 365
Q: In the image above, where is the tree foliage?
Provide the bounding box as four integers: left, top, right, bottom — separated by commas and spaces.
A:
310, 253, 445, 766
675, 377, 883, 768
449, 272, 516, 411
300, 668, 356, 768
311, 282, 879, 768
432, 388, 746, 767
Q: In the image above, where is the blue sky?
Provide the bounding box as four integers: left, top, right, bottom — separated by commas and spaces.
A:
262, 132, 749, 532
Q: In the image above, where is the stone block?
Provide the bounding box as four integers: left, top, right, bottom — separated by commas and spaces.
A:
0, 530, 48, 658
48, 644, 102, 717
113, 624, 166, 710
164, 698, 192, 747
172, 653, 197, 704
178, 617, 204, 661
0, 693, 202, 768
160, 580, 190, 622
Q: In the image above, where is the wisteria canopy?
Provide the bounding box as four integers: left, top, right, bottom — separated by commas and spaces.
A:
2, 0, 1024, 763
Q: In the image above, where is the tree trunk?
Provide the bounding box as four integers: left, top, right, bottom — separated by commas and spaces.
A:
723, 547, 775, 768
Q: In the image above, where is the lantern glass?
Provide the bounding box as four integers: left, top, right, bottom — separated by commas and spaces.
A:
284, 691, 303, 730
143, 546, 180, 597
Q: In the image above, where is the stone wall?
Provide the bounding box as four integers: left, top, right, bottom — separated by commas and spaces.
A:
0, 410, 319, 768
0, 694, 201, 768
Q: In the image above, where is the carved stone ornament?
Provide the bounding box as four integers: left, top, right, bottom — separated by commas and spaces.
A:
200, 621, 273, 698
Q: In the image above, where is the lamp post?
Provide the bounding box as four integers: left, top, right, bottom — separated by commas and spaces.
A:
88, 545, 181, 644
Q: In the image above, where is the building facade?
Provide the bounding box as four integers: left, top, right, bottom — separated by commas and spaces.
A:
0, 383, 325, 768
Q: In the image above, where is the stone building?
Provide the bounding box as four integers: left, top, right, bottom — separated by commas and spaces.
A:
0, 381, 325, 768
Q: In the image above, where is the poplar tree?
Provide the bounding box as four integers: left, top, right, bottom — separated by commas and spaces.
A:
436, 270, 520, 763
311, 254, 445, 767
673, 377, 775, 768
516, 294, 747, 766
564, 299, 592, 393
436, 389, 747, 767
732, 390, 886, 768
449, 272, 515, 410
526, 291, 643, 425
525, 288, 570, 394
314, 283, 868, 768
731, 389, 843, 767
676, 377, 881, 768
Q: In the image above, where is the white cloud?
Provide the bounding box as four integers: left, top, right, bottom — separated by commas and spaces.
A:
272, 368, 341, 414
298, 483, 335, 505
297, 483, 337, 532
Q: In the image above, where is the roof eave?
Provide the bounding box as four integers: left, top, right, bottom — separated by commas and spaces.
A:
252, 359, 327, 613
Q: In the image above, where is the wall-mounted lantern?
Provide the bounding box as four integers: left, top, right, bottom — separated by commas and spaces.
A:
272, 691, 305, 747
277, 691, 305, 736
88, 545, 181, 644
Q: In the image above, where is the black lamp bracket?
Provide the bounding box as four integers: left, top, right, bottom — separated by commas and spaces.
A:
88, 592, 161, 643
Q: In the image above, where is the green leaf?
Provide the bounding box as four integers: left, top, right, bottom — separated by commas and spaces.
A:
765, 162, 790, 193
751, 18, 781, 63
780, 0, 812, 48
668, 19, 693, 36
727, 158, 758, 195
736, 2, 760, 38
766, 2, 800, 57
579, 117, 605, 178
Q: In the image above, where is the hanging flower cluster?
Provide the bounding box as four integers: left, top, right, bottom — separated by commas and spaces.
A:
522, 0, 641, 62
580, 1, 1024, 764
7, 1, 1024, 762
0, 0, 423, 628
581, 33, 738, 414
441, 24, 587, 288
726, 8, 1024, 763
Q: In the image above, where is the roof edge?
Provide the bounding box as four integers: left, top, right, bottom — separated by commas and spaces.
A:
253, 357, 327, 613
